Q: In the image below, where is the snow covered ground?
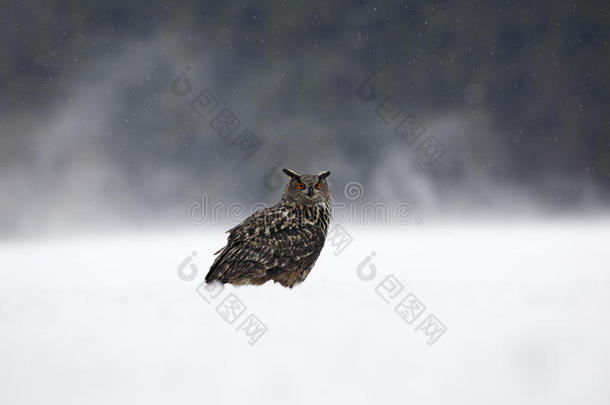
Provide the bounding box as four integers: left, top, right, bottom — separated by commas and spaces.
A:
1, 220, 609, 404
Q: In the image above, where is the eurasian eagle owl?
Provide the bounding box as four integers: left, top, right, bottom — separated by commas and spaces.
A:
205, 169, 331, 288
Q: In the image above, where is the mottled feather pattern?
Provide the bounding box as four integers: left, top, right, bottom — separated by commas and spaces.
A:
205, 170, 332, 288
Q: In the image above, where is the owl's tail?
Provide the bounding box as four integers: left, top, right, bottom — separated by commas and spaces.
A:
205, 252, 225, 283
206, 244, 241, 283
205, 243, 270, 286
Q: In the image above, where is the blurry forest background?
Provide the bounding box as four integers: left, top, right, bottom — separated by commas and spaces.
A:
1, 0, 608, 237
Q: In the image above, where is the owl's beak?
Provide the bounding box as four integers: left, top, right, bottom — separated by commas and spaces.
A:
307, 187, 314, 197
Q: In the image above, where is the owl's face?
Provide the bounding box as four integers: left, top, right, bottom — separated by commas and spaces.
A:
282, 169, 331, 204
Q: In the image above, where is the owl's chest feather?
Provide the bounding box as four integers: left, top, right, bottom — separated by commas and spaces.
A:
292, 201, 331, 234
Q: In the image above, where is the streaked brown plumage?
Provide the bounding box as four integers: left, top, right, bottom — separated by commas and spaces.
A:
205, 169, 332, 288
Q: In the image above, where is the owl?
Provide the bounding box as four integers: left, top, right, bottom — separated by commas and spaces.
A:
205, 169, 332, 288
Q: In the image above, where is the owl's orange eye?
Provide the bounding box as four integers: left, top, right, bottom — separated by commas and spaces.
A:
314, 183, 322, 190
297, 183, 306, 190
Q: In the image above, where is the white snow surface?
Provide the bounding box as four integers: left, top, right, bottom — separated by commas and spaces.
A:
1, 220, 609, 404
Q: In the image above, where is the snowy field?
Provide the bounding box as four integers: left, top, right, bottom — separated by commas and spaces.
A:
1, 220, 609, 404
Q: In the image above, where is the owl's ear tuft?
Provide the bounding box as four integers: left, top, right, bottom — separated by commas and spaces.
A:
282, 168, 301, 181
317, 170, 331, 180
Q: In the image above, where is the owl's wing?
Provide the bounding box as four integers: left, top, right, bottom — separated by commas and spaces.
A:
205, 207, 326, 285
224, 205, 291, 242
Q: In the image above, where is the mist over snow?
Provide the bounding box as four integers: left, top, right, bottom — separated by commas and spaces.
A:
1, 32, 607, 238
